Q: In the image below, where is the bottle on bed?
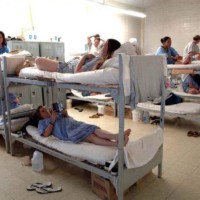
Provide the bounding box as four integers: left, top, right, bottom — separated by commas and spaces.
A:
31, 150, 44, 172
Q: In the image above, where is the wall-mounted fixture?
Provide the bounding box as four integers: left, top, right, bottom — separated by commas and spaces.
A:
85, 0, 146, 18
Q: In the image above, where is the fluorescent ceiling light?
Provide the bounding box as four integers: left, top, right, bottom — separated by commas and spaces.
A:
85, 0, 146, 18
103, 4, 146, 18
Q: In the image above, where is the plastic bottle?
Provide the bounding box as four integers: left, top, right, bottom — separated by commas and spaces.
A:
31, 150, 44, 172
143, 111, 150, 123
165, 76, 171, 89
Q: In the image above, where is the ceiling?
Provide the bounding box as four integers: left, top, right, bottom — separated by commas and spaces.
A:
111, 0, 164, 8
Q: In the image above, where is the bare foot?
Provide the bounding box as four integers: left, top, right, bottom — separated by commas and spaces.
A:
124, 134, 129, 146
182, 55, 191, 64
124, 129, 131, 137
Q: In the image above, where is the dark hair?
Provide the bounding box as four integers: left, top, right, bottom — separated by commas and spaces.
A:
160, 36, 171, 44
93, 39, 121, 70
106, 39, 121, 59
193, 35, 200, 41
0, 31, 7, 46
94, 34, 100, 38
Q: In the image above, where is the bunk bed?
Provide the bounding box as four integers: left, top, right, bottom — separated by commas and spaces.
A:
0, 58, 36, 153
1, 55, 165, 200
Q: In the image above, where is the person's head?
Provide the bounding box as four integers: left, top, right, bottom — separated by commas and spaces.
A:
0, 31, 7, 47
101, 39, 121, 59
193, 35, 200, 44
160, 36, 171, 48
94, 37, 100, 47
35, 105, 51, 120
9, 93, 20, 105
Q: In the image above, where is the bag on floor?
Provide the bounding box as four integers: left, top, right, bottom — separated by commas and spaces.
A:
153, 92, 183, 105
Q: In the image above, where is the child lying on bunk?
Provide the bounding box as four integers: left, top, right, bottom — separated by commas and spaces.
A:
182, 74, 200, 94
34, 105, 130, 146
34, 39, 121, 74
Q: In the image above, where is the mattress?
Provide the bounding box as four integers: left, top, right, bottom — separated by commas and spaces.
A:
71, 89, 113, 101
0, 117, 29, 132
167, 61, 200, 70
26, 125, 163, 168
137, 102, 200, 115
19, 66, 119, 85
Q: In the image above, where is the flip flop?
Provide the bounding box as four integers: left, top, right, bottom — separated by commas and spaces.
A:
74, 107, 84, 112
36, 186, 62, 194
187, 131, 194, 137
193, 131, 200, 137
89, 114, 99, 118
26, 181, 52, 191
97, 113, 104, 117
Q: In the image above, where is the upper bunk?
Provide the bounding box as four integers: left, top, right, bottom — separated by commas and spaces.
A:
1, 54, 166, 109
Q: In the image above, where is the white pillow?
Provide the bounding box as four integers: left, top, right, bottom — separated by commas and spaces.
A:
9, 104, 33, 114
113, 42, 138, 57
6, 57, 25, 75
0, 117, 29, 132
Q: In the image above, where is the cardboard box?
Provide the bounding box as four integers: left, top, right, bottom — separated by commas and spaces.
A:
124, 108, 132, 119
91, 173, 117, 200
104, 105, 115, 116
104, 105, 132, 119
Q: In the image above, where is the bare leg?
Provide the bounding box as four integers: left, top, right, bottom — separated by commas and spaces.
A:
182, 55, 192, 64
84, 132, 130, 146
94, 128, 131, 141
35, 57, 59, 72
74, 54, 95, 73
84, 134, 117, 146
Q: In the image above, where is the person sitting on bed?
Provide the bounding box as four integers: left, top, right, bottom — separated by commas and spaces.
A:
183, 35, 200, 62
34, 105, 130, 146
86, 34, 105, 57
182, 74, 200, 94
0, 31, 9, 54
156, 36, 191, 65
34, 39, 121, 74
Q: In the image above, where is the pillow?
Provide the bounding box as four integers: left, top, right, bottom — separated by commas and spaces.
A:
6, 57, 25, 75
0, 117, 29, 132
9, 104, 33, 114
113, 42, 138, 57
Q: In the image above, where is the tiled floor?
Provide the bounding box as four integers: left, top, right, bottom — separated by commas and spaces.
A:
0, 104, 200, 200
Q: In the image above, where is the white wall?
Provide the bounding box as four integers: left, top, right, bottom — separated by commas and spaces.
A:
144, 0, 200, 55
0, 0, 142, 57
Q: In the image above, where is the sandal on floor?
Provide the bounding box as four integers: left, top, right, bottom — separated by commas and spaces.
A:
89, 114, 99, 118
26, 181, 52, 191
97, 113, 104, 117
193, 131, 200, 137
187, 131, 194, 137
36, 186, 62, 194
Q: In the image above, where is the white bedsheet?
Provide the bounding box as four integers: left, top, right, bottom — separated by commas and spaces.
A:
71, 89, 112, 100
167, 61, 200, 70
26, 125, 163, 168
19, 67, 119, 85
0, 117, 29, 132
137, 102, 200, 115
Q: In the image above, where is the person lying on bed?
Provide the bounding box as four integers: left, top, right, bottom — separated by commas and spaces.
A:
156, 36, 191, 65
182, 74, 200, 94
183, 35, 200, 62
34, 105, 130, 146
35, 39, 121, 74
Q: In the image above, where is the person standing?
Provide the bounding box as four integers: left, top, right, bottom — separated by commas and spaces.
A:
86, 34, 105, 56
0, 31, 9, 54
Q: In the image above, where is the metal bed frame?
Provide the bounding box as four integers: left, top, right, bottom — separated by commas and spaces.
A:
1, 55, 165, 200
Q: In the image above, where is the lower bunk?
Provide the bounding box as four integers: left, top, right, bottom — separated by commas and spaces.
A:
137, 101, 200, 122
11, 125, 163, 197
